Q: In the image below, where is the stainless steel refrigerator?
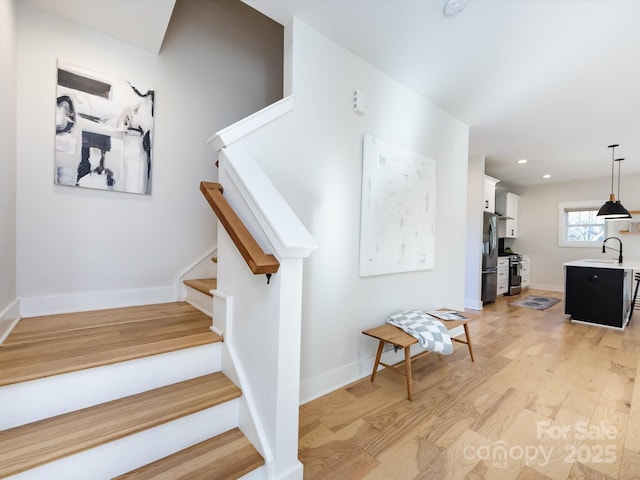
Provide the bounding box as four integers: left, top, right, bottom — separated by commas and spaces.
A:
481, 212, 498, 304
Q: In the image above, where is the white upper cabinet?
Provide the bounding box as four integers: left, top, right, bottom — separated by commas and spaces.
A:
483, 175, 499, 213
496, 192, 519, 238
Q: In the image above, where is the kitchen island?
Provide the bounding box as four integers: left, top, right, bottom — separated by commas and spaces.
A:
564, 259, 640, 329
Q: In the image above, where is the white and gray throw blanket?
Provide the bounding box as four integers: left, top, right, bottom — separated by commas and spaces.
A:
386, 309, 453, 354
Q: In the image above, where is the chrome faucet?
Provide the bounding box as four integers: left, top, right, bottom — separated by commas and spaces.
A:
602, 236, 623, 264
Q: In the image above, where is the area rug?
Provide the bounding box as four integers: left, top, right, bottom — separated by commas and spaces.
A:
510, 295, 560, 310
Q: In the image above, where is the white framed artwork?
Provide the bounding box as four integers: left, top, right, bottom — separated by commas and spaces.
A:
359, 134, 436, 276
54, 60, 154, 195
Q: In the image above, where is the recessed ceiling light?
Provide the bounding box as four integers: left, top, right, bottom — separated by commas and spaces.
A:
517, 159, 528, 164
543, 174, 551, 179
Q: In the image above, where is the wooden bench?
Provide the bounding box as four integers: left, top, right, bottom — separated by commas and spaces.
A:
362, 318, 474, 401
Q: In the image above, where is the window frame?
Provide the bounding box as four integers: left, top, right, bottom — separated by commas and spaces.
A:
558, 201, 607, 248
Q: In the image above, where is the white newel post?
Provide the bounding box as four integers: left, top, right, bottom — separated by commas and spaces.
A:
272, 258, 305, 480
208, 102, 315, 479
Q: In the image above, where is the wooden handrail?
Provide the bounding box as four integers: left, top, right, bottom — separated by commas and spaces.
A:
200, 181, 279, 276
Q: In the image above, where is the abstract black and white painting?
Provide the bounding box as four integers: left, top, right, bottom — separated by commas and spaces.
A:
359, 134, 436, 276
55, 60, 154, 195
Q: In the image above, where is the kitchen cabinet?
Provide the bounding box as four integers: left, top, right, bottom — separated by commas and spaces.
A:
617, 211, 640, 233
483, 175, 499, 213
497, 192, 519, 238
497, 257, 509, 296
564, 263, 631, 328
521, 255, 530, 288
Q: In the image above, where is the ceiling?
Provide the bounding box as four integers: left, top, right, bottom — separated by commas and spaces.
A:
242, 0, 640, 187
20, 0, 176, 55
23, 0, 640, 187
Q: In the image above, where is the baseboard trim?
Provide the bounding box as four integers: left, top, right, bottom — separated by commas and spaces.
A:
299, 359, 366, 405
530, 283, 564, 293
0, 298, 19, 320
299, 344, 421, 405
0, 299, 20, 345
274, 460, 304, 480
19, 286, 177, 317
300, 335, 478, 405
464, 298, 483, 310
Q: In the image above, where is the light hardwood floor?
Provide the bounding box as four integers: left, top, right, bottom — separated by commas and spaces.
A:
298, 290, 640, 480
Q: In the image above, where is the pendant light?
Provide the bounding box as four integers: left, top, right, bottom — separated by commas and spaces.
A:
597, 144, 632, 219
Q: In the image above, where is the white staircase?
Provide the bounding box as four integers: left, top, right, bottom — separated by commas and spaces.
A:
0, 303, 265, 479
179, 250, 218, 317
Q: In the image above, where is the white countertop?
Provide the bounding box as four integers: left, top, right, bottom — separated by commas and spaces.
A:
564, 259, 640, 270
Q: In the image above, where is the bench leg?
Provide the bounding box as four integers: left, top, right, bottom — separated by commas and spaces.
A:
404, 346, 413, 401
463, 323, 475, 362
371, 340, 385, 382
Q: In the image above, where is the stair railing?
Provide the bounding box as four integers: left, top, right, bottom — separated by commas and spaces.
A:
206, 94, 316, 480
200, 181, 279, 282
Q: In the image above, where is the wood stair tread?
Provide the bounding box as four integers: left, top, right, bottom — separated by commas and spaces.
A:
0, 302, 222, 387
0, 372, 241, 478
113, 427, 264, 480
4, 302, 202, 346
183, 278, 217, 297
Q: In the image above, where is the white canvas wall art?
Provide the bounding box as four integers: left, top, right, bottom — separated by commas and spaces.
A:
359, 134, 436, 276
54, 60, 154, 195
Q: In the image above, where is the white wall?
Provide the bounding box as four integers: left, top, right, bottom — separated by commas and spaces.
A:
509, 173, 640, 291
242, 19, 470, 402
0, 0, 18, 325
15, 0, 283, 315
465, 155, 484, 310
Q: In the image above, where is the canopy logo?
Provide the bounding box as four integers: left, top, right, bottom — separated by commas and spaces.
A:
463, 421, 619, 469
463, 441, 553, 468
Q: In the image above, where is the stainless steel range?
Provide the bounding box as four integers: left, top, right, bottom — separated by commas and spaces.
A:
506, 254, 522, 296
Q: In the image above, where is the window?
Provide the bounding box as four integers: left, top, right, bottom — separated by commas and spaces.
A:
558, 201, 606, 247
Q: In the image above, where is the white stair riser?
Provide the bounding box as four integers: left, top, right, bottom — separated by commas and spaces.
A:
178, 249, 217, 300
0, 343, 221, 430
185, 288, 213, 317
6, 399, 240, 480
